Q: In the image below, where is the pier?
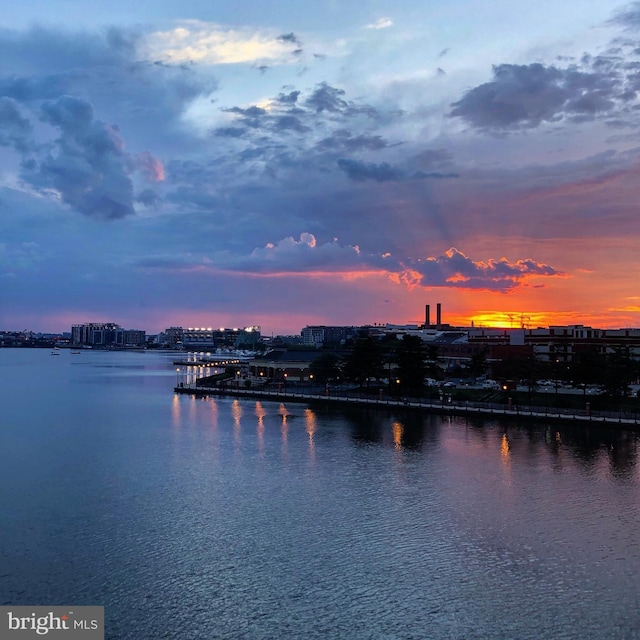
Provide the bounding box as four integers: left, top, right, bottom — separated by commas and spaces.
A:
174, 383, 640, 427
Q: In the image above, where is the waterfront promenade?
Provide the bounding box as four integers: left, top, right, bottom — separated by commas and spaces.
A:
174, 383, 640, 427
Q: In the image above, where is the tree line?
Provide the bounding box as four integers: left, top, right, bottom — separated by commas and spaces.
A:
310, 335, 640, 399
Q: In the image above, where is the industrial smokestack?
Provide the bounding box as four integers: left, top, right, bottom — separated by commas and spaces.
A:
436, 303, 442, 329
425, 304, 431, 329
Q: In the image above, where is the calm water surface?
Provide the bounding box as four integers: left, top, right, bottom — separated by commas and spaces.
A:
1, 348, 640, 639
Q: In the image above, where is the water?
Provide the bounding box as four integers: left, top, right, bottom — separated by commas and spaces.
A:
1, 348, 640, 639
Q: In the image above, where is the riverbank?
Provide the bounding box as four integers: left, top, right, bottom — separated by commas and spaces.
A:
174, 383, 640, 427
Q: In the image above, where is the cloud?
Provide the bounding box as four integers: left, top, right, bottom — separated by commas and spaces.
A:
337, 158, 457, 182
138, 150, 165, 182
315, 130, 389, 152
0, 241, 43, 275
364, 18, 393, 30
146, 21, 300, 65
450, 62, 620, 130
223, 233, 367, 273
152, 233, 563, 296
276, 90, 300, 105
136, 188, 160, 207
337, 158, 406, 182
0, 24, 217, 152
0, 97, 32, 151
305, 82, 349, 114
609, 2, 640, 30
23, 95, 137, 220
398, 248, 562, 292
277, 32, 302, 46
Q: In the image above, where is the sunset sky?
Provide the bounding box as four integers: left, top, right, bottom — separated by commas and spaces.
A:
2, 0, 640, 335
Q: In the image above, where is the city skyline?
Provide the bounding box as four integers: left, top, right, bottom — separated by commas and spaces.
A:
2, 1, 640, 335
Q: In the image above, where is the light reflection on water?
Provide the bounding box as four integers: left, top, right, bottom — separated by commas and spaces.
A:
2, 349, 640, 639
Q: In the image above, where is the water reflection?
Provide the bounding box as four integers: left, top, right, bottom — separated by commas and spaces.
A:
500, 433, 510, 460
255, 402, 266, 457
208, 399, 219, 431
171, 394, 181, 428
176, 395, 640, 481
280, 414, 289, 460
392, 421, 403, 450
305, 408, 317, 462
500, 432, 512, 488
278, 403, 289, 425
231, 400, 242, 449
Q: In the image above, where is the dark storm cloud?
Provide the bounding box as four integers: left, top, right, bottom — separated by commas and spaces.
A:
315, 130, 389, 152
272, 115, 310, 133
215, 83, 386, 171
305, 82, 380, 118
337, 158, 407, 182
213, 126, 248, 138
0, 25, 217, 148
305, 82, 349, 113
24, 95, 137, 220
136, 188, 160, 207
41, 94, 93, 130
277, 32, 302, 46
0, 74, 70, 102
276, 90, 300, 105
450, 62, 621, 130
0, 97, 33, 150
337, 158, 457, 182
224, 106, 267, 118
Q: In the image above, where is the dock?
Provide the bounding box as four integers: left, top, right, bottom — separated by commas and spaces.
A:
174, 384, 640, 427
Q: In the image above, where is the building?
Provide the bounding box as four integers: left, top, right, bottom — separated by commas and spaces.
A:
179, 326, 261, 350
301, 325, 358, 347
157, 326, 184, 349
71, 322, 145, 348
248, 349, 320, 382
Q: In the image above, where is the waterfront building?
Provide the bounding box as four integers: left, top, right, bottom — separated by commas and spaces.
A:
71, 322, 146, 348
248, 349, 320, 382
157, 326, 184, 349
179, 326, 261, 350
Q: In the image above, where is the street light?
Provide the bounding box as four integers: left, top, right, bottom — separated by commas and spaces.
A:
176, 368, 180, 387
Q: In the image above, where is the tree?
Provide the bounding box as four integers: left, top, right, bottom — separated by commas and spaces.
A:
394, 334, 429, 396
570, 348, 605, 395
467, 348, 489, 379
493, 352, 541, 395
425, 344, 442, 380
309, 352, 341, 384
602, 348, 635, 399
342, 336, 385, 387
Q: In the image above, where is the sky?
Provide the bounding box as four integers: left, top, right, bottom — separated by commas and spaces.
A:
2, 0, 640, 335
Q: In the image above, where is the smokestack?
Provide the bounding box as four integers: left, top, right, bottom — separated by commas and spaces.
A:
436, 303, 442, 329
425, 304, 431, 329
